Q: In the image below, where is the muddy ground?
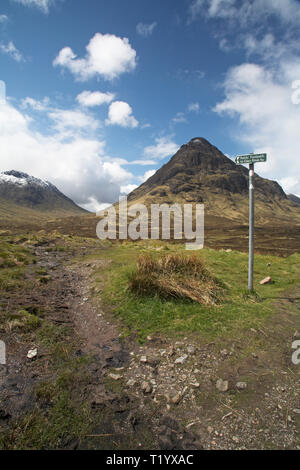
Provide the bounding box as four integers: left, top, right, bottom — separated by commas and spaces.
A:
0, 237, 299, 450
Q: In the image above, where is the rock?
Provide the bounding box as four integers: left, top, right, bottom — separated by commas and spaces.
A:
187, 345, 196, 355
207, 426, 213, 434
260, 276, 272, 285
27, 348, 37, 360
220, 349, 229, 357
141, 381, 152, 394
109, 373, 122, 381
147, 355, 161, 367
225, 249, 232, 253
171, 392, 182, 405
236, 382, 247, 390
175, 354, 188, 365
216, 379, 229, 392
126, 379, 136, 387
140, 355, 147, 363
190, 382, 200, 388
293, 409, 300, 414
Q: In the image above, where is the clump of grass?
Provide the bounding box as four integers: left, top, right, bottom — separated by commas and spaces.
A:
0, 309, 41, 333
128, 253, 223, 305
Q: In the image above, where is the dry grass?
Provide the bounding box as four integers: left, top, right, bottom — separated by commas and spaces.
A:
128, 253, 223, 305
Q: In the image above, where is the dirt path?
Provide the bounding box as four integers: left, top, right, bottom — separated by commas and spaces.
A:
1, 238, 299, 449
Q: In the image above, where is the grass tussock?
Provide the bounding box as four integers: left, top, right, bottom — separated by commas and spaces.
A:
128, 253, 223, 305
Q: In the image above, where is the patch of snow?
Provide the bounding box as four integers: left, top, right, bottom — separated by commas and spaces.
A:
0, 170, 54, 189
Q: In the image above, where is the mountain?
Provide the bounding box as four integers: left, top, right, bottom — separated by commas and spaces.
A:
127, 138, 300, 225
288, 194, 300, 206
0, 170, 86, 221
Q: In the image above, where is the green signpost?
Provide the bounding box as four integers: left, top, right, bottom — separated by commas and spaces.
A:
235, 153, 267, 292
235, 153, 267, 165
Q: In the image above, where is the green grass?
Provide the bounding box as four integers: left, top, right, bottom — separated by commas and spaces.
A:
91, 241, 300, 342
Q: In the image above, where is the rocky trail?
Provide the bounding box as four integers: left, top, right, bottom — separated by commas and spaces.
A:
0, 238, 299, 450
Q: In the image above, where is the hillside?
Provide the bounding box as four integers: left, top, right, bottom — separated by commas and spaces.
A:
288, 194, 300, 206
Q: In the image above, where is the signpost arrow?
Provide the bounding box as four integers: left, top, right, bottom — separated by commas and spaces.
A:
235, 153, 267, 291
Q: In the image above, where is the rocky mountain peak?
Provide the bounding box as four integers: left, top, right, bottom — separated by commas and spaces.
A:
0, 170, 53, 189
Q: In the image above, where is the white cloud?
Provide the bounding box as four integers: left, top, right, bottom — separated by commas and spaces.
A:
48, 108, 100, 134
214, 61, 300, 195
136, 22, 157, 37
76, 90, 115, 107
0, 14, 8, 23
189, 0, 300, 25
188, 102, 200, 112
21, 96, 50, 111
128, 159, 157, 166
120, 183, 138, 194
0, 41, 24, 62
143, 137, 179, 160
138, 169, 156, 183
0, 100, 134, 210
53, 33, 137, 81
11, 0, 55, 14
105, 101, 138, 128
172, 112, 187, 124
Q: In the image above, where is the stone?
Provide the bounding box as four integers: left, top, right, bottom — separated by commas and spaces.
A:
109, 373, 122, 381
236, 382, 247, 390
126, 379, 136, 387
147, 355, 161, 367
27, 348, 37, 360
216, 379, 229, 392
171, 392, 182, 405
220, 349, 229, 357
260, 276, 272, 285
140, 355, 147, 363
141, 381, 152, 394
190, 382, 200, 388
175, 354, 188, 365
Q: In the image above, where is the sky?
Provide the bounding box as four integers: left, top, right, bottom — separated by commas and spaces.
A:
0, 0, 300, 211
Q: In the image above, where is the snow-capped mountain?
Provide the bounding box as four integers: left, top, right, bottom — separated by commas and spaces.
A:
0, 170, 55, 189
0, 170, 86, 214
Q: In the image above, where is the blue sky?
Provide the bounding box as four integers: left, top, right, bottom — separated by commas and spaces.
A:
1, 0, 300, 210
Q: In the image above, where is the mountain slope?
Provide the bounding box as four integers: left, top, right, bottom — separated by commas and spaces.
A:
288, 194, 300, 206
127, 138, 299, 224
0, 170, 87, 219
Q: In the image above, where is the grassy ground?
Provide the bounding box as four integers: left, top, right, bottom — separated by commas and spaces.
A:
90, 240, 300, 342
0, 233, 96, 450
0, 234, 299, 449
